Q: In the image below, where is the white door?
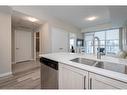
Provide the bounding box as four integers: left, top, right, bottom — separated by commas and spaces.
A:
52, 28, 69, 53
15, 30, 32, 63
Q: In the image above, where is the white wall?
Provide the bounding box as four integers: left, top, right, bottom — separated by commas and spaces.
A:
39, 22, 52, 54
11, 28, 15, 63
39, 23, 81, 54
81, 23, 112, 33
50, 23, 83, 39
0, 7, 12, 77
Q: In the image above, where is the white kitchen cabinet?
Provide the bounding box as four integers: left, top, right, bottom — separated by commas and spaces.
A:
59, 63, 127, 89
89, 73, 127, 89
59, 63, 88, 89
51, 27, 69, 53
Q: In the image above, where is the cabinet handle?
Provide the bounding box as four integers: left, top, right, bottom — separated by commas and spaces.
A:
84, 76, 86, 89
90, 78, 92, 89
59, 48, 63, 50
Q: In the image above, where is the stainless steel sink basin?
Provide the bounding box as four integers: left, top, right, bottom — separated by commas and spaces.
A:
70, 58, 97, 66
71, 58, 127, 75
94, 61, 104, 68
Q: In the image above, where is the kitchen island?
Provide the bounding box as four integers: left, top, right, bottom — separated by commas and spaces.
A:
40, 52, 127, 89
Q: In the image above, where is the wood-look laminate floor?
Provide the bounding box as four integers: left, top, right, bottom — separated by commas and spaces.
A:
0, 60, 41, 89
12, 60, 40, 74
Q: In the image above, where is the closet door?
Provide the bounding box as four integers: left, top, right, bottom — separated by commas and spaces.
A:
52, 28, 69, 53
15, 30, 32, 63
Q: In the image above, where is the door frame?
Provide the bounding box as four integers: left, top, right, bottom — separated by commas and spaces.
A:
33, 31, 40, 60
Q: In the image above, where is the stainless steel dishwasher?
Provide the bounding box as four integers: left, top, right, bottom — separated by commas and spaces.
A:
40, 57, 58, 89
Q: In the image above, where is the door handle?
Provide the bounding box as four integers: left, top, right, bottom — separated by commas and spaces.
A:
16, 48, 19, 49
90, 78, 92, 89
84, 76, 86, 89
59, 48, 63, 50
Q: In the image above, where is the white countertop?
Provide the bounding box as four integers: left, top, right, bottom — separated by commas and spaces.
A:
39, 52, 127, 83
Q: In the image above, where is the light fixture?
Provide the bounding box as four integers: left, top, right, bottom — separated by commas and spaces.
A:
85, 16, 97, 21
27, 17, 38, 22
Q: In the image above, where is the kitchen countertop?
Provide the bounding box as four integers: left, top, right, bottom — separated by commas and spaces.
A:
39, 52, 127, 83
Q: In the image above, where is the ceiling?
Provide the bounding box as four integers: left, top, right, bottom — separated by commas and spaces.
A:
12, 11, 43, 30
34, 6, 110, 28
12, 6, 127, 29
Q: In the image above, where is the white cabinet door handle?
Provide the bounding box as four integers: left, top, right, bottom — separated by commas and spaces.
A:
90, 78, 92, 89
84, 76, 86, 89
59, 48, 63, 50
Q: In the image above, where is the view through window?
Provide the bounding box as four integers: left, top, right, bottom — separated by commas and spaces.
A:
69, 33, 76, 50
84, 29, 120, 54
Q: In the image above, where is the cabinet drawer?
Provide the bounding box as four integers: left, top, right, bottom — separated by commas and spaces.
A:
59, 63, 88, 75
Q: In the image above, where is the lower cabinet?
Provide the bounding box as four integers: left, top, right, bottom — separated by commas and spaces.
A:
89, 73, 127, 89
59, 63, 127, 89
59, 63, 88, 89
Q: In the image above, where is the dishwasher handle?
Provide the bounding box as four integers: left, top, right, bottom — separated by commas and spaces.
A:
40, 57, 58, 70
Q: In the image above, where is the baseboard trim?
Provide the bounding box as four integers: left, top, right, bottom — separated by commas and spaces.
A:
30, 59, 35, 61
0, 72, 12, 78
15, 59, 35, 63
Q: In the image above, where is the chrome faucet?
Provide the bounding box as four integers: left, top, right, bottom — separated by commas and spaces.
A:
92, 36, 101, 59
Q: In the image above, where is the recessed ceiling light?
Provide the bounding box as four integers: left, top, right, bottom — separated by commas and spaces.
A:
27, 17, 38, 22
85, 16, 97, 21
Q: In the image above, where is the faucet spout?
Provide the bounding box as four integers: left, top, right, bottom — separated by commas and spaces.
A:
92, 36, 101, 59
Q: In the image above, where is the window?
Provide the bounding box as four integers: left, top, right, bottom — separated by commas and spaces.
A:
94, 31, 106, 54
106, 29, 119, 54
84, 29, 120, 54
84, 32, 94, 54
70, 38, 75, 48
69, 33, 76, 50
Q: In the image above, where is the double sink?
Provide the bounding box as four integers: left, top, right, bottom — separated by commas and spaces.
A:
70, 57, 127, 75
70, 57, 127, 74
70, 58, 105, 68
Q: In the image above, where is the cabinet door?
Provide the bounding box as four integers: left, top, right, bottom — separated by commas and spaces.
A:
52, 28, 69, 53
59, 63, 88, 89
89, 73, 127, 89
